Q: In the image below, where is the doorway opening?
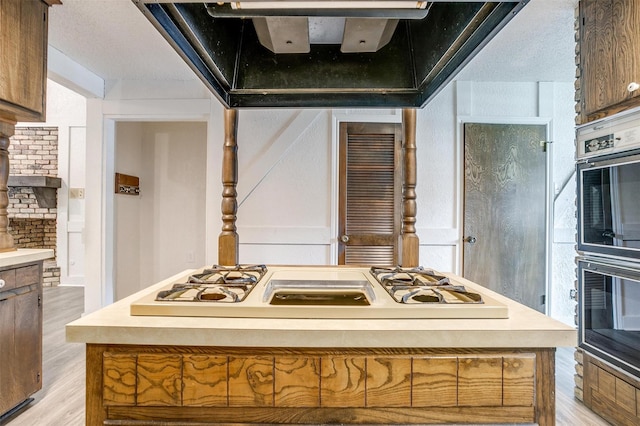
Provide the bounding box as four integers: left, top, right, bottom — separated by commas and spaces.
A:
113, 121, 207, 300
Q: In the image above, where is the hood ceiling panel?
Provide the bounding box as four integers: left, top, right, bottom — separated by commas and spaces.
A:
134, 1, 529, 108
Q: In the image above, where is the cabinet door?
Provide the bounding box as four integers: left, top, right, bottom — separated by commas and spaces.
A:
611, 0, 640, 104
0, 295, 16, 415
581, 0, 640, 121
13, 288, 42, 403
0, 0, 48, 122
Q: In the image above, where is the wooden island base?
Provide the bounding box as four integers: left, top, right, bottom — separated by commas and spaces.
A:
87, 344, 556, 425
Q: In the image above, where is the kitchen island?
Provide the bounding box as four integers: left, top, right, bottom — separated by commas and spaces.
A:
66, 266, 576, 426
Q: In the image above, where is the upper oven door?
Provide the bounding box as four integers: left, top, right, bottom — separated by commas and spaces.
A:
578, 150, 640, 260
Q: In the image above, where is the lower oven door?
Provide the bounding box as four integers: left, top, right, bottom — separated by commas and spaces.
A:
579, 258, 640, 377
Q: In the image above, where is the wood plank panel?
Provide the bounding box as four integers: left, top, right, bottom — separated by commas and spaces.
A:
366, 357, 411, 407
320, 356, 366, 407
182, 355, 228, 407
502, 355, 535, 407
87, 344, 106, 426
106, 405, 538, 424
534, 348, 556, 426
102, 353, 136, 406
228, 356, 273, 407
590, 388, 640, 426
136, 354, 182, 406
412, 357, 457, 407
458, 356, 502, 407
615, 377, 637, 415
274, 356, 320, 407
597, 366, 616, 401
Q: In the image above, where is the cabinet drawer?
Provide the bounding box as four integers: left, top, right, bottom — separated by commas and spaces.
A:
16, 264, 41, 287
0, 269, 16, 292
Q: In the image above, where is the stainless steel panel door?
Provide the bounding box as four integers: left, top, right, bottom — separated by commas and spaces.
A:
463, 123, 547, 312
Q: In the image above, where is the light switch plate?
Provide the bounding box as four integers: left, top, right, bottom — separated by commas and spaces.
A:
70, 188, 85, 199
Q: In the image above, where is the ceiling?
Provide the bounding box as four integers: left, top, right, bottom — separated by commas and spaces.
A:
47, 0, 578, 100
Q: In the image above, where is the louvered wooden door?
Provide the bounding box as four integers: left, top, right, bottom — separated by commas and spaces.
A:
338, 122, 402, 266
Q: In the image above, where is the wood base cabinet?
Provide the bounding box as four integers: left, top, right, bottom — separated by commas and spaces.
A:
0, 262, 43, 417
583, 352, 640, 425
86, 345, 557, 425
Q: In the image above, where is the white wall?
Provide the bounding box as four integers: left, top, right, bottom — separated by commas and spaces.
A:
114, 122, 143, 300
237, 109, 333, 265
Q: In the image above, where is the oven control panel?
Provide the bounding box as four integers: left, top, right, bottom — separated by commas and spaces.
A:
577, 110, 640, 159
583, 133, 615, 154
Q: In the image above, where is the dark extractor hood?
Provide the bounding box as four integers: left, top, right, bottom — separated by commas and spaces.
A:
133, 1, 529, 108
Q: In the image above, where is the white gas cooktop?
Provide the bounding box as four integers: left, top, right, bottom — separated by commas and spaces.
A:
130, 265, 508, 319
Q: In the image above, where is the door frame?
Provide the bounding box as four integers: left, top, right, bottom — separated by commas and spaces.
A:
330, 110, 403, 264
457, 116, 553, 316
85, 98, 213, 314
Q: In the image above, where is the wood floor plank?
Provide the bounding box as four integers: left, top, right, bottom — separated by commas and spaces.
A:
3, 286, 611, 426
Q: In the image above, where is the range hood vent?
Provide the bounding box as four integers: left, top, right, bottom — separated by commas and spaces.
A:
134, 0, 529, 108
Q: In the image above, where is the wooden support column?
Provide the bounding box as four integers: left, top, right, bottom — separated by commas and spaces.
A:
218, 109, 239, 266
400, 109, 419, 267
0, 120, 15, 252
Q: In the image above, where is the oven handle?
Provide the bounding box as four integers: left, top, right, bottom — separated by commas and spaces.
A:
583, 151, 640, 169
581, 261, 640, 282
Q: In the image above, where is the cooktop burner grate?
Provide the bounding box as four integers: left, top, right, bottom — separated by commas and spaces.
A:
155, 264, 267, 303
370, 266, 483, 304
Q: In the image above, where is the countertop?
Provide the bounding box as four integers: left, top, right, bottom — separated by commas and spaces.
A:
66, 267, 577, 349
0, 248, 54, 268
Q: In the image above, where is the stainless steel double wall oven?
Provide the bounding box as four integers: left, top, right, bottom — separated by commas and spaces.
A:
577, 108, 640, 377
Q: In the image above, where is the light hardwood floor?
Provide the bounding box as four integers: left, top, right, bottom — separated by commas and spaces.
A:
3, 286, 611, 426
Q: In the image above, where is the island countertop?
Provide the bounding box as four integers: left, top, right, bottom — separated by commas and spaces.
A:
66, 267, 576, 348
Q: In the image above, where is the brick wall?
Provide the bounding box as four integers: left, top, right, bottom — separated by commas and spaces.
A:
9, 127, 59, 176
574, 2, 584, 402
8, 126, 60, 286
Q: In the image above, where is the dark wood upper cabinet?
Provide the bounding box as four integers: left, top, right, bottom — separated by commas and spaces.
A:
0, 0, 58, 252
579, 0, 640, 123
0, 0, 55, 124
